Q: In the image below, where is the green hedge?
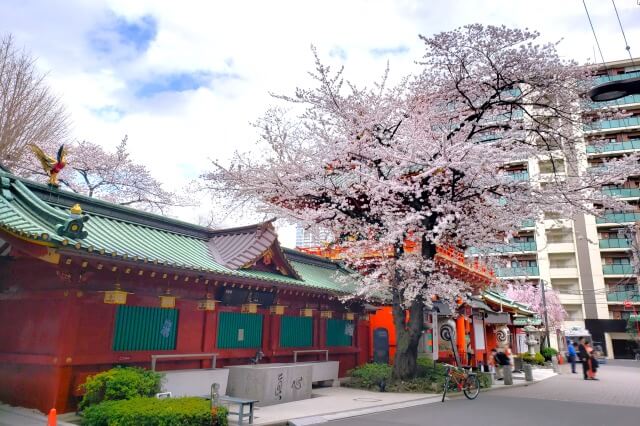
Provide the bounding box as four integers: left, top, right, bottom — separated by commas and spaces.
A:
81, 397, 228, 426
348, 363, 392, 389
540, 347, 558, 361
78, 367, 163, 410
522, 352, 546, 365
347, 359, 490, 394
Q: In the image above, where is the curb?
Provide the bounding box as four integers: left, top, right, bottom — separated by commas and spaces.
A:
259, 395, 442, 426
242, 374, 557, 425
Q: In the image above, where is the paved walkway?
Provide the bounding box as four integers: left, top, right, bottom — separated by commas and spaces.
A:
491, 359, 640, 407
247, 367, 555, 425
322, 360, 640, 426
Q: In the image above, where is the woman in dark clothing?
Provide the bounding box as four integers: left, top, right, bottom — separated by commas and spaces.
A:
578, 337, 590, 380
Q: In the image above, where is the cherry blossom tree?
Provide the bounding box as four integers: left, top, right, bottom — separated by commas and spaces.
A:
504, 282, 566, 330
20, 136, 187, 214
204, 25, 640, 379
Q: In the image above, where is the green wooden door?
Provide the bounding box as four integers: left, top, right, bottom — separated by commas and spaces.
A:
326, 319, 353, 347
217, 312, 263, 349
280, 316, 313, 347
112, 306, 178, 351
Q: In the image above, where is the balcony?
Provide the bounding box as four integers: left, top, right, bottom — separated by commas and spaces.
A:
495, 266, 539, 277
594, 71, 640, 86
602, 264, 634, 275
587, 139, 640, 154
596, 212, 640, 224
587, 94, 640, 109
521, 219, 536, 229
602, 188, 640, 198
599, 238, 632, 249
506, 171, 529, 181
585, 116, 640, 132
468, 241, 537, 255
606, 289, 640, 302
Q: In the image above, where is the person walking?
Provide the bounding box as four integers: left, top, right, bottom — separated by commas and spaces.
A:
568, 341, 578, 374
578, 337, 589, 380
585, 340, 599, 380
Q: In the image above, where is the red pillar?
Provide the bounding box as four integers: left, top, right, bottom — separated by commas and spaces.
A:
456, 315, 466, 365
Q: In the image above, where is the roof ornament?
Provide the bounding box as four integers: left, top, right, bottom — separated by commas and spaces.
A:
57, 203, 89, 239
29, 144, 67, 187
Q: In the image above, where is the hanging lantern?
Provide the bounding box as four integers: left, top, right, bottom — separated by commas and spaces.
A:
241, 302, 260, 313
300, 307, 314, 317
159, 290, 176, 309
359, 313, 370, 321
320, 310, 333, 319
344, 312, 355, 321
103, 283, 128, 305
197, 293, 218, 311
270, 305, 287, 315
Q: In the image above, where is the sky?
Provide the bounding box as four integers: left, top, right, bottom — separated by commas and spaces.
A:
1, 0, 639, 247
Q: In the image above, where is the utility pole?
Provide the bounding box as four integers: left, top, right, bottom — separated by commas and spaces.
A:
540, 279, 551, 348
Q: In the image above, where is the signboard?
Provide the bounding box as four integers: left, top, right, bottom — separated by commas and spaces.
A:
473, 317, 485, 350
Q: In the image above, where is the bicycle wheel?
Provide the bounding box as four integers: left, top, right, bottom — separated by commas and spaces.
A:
463, 374, 480, 400
441, 376, 450, 402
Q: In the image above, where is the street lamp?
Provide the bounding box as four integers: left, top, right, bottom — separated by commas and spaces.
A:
588, 77, 640, 102
539, 279, 551, 349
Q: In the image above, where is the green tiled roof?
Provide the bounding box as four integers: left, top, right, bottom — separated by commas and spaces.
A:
483, 290, 536, 315
0, 168, 353, 294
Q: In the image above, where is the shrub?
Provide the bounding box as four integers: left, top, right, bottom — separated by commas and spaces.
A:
522, 352, 546, 365
81, 397, 228, 426
78, 367, 163, 410
347, 363, 392, 389
476, 372, 492, 389
540, 347, 558, 361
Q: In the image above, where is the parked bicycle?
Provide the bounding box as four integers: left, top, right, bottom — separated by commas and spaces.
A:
441, 363, 480, 402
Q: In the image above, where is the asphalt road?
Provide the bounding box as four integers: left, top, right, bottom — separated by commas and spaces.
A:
324, 360, 640, 426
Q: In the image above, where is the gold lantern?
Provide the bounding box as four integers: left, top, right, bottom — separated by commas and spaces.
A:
320, 310, 333, 319
270, 305, 286, 315
103, 283, 128, 305
344, 312, 355, 321
159, 290, 176, 309
359, 313, 370, 321
300, 307, 314, 317
197, 293, 217, 311
241, 302, 260, 313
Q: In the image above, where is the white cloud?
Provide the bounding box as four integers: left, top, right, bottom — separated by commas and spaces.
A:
2, 0, 639, 246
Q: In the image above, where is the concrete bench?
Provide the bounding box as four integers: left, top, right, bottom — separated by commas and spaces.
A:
218, 396, 258, 425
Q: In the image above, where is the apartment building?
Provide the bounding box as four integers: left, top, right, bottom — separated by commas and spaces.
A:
479, 58, 640, 359
295, 224, 333, 248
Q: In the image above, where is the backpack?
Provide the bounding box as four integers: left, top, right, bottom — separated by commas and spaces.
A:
495, 351, 510, 366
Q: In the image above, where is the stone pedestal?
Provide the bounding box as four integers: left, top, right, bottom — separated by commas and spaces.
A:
523, 364, 533, 382
503, 367, 513, 385
226, 363, 312, 406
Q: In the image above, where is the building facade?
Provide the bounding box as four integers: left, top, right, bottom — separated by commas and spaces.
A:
0, 168, 371, 413
295, 224, 332, 248
474, 57, 640, 358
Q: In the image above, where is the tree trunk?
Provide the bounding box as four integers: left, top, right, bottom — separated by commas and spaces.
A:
391, 295, 424, 380
390, 233, 434, 380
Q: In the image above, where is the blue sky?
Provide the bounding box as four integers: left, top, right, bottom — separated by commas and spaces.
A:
0, 0, 638, 244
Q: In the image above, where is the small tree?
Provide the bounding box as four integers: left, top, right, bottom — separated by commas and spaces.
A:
204, 25, 639, 379
0, 34, 70, 170
20, 137, 188, 214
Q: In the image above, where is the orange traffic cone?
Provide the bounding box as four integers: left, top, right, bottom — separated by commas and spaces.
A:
47, 408, 57, 426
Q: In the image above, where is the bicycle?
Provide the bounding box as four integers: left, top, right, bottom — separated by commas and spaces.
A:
441, 363, 480, 402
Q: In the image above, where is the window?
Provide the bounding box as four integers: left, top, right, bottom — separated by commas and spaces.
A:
539, 159, 565, 174
112, 306, 178, 351
217, 312, 263, 349
326, 319, 353, 347
280, 316, 313, 348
